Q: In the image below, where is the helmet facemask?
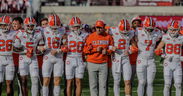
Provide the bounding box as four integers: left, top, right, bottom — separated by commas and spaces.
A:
119, 30, 129, 36
168, 27, 179, 38
71, 25, 81, 35
50, 26, 59, 34
145, 27, 154, 33
0, 23, 11, 33
25, 24, 36, 34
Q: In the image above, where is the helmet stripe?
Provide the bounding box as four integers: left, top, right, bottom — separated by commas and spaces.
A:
2, 16, 5, 23
74, 17, 77, 24
171, 20, 175, 27
149, 17, 152, 27
124, 20, 126, 31
54, 15, 56, 26
30, 17, 32, 24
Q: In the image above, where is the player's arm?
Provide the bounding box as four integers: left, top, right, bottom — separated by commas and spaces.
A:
154, 41, 165, 56
13, 34, 24, 52
83, 35, 98, 55
37, 34, 46, 53
36, 36, 45, 55
105, 35, 114, 55
60, 34, 69, 53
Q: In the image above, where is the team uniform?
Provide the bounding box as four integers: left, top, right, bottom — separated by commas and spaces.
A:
14, 29, 43, 96
42, 27, 65, 78
65, 31, 88, 80
162, 34, 183, 96
0, 30, 16, 83
110, 27, 134, 96
136, 27, 162, 96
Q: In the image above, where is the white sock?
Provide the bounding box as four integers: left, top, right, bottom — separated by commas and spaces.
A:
43, 86, 48, 96
163, 84, 170, 96
31, 77, 38, 96
54, 86, 60, 96
113, 80, 120, 96
137, 81, 145, 96
174, 83, 182, 96
146, 83, 153, 96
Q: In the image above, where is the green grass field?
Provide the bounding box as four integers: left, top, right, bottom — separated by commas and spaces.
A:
1, 56, 180, 96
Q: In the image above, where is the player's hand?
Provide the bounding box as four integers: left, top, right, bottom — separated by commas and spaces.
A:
97, 46, 103, 53
61, 45, 69, 53
111, 46, 117, 51
88, 44, 93, 51
26, 48, 33, 58
38, 46, 46, 52
124, 50, 129, 56
102, 48, 107, 55
51, 49, 57, 56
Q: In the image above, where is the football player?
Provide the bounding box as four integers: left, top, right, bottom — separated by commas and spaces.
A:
64, 17, 88, 96
38, 14, 65, 96
0, 15, 16, 96
155, 20, 182, 96
110, 19, 136, 96
136, 17, 162, 96
13, 17, 44, 96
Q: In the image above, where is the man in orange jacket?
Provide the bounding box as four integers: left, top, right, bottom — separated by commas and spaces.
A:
84, 20, 114, 96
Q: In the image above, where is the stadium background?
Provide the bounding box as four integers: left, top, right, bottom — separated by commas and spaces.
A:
0, 0, 183, 96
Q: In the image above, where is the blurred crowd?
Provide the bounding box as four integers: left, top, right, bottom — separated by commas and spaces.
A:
0, 0, 30, 13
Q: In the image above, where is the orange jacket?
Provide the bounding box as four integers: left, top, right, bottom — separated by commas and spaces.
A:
84, 32, 114, 64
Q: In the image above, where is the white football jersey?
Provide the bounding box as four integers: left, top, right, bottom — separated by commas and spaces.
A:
43, 27, 65, 55
162, 33, 183, 59
110, 27, 134, 57
137, 28, 162, 59
67, 31, 88, 57
0, 30, 16, 55
14, 29, 44, 54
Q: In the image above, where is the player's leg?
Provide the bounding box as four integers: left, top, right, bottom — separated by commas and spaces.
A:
5, 60, 15, 96
146, 60, 156, 96
163, 65, 172, 96
42, 57, 53, 96
112, 62, 121, 96
136, 59, 146, 96
123, 59, 132, 96
112, 57, 122, 96
19, 56, 29, 96
98, 63, 108, 96
0, 64, 4, 96
53, 58, 64, 96
65, 57, 75, 96
75, 58, 86, 96
30, 60, 39, 96
173, 66, 182, 96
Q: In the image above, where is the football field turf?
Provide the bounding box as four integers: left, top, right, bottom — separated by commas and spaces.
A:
1, 56, 178, 96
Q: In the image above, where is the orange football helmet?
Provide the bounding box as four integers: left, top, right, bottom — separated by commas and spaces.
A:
48, 14, 61, 33
0, 15, 12, 32
168, 20, 180, 37
143, 17, 156, 28
48, 14, 61, 27
95, 20, 105, 27
168, 20, 180, 29
24, 17, 37, 33
118, 19, 130, 34
69, 17, 81, 27
143, 17, 156, 32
